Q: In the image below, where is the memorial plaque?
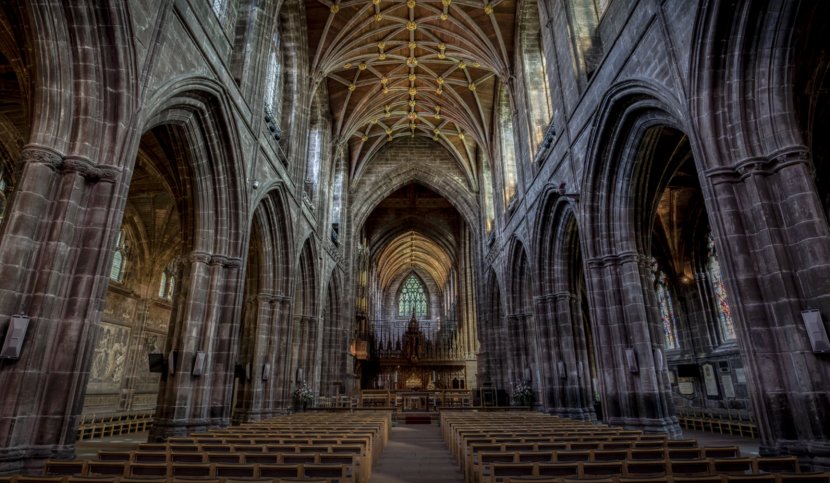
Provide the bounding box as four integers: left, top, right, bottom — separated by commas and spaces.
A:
702, 363, 719, 396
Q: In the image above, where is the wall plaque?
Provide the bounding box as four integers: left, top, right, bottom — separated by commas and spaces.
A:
678, 381, 695, 395
721, 374, 736, 398
702, 363, 719, 396
735, 368, 747, 384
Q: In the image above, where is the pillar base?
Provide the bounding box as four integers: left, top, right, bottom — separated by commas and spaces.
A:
606, 415, 683, 438
762, 440, 830, 471
0, 445, 74, 475
148, 417, 231, 442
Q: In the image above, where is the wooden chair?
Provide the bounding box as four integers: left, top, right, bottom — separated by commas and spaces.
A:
711, 457, 755, 475
44, 460, 87, 476
85, 462, 127, 477
775, 473, 830, 483
753, 456, 799, 474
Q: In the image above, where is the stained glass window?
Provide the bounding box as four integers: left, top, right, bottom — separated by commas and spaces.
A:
0, 168, 6, 224
398, 274, 427, 317
110, 230, 126, 282
212, 0, 227, 18
706, 234, 736, 341
499, 88, 517, 205
653, 260, 679, 350
159, 264, 176, 301
264, 48, 280, 115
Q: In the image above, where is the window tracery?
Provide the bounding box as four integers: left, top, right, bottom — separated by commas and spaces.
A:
110, 230, 127, 282
706, 234, 735, 341
398, 274, 427, 317
652, 259, 679, 350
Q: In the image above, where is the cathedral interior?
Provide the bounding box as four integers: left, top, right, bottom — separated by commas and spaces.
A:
1, 0, 830, 478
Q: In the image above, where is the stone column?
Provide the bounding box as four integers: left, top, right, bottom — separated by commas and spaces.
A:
585, 252, 680, 436
0, 147, 122, 472
149, 253, 243, 440
550, 292, 596, 420
233, 292, 277, 422
705, 151, 830, 466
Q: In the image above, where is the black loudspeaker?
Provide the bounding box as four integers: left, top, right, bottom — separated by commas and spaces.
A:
676, 364, 701, 378
148, 353, 165, 373
234, 364, 246, 379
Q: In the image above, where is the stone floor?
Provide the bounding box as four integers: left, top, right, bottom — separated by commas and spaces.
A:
368, 423, 464, 483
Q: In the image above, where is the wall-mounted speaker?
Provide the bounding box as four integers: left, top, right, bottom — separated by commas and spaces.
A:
168, 350, 176, 375
192, 351, 206, 376
654, 348, 664, 372
262, 363, 271, 381
557, 361, 567, 379
0, 315, 30, 360
625, 348, 639, 374
802, 309, 830, 353
148, 353, 165, 373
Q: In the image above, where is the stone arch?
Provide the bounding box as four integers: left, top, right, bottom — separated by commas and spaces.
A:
578, 81, 693, 435
320, 270, 348, 397
532, 187, 597, 419
688, 2, 830, 461
581, 80, 689, 258
234, 187, 294, 420
351, 165, 479, 239
290, 237, 320, 394
479, 268, 506, 390
505, 239, 536, 393
140, 76, 248, 258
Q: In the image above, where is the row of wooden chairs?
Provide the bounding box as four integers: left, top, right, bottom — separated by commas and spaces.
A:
41, 411, 390, 483
42, 460, 353, 483
500, 475, 830, 483
479, 457, 803, 483
468, 447, 744, 477
76, 413, 154, 441
0, 477, 332, 483
94, 450, 360, 465
439, 411, 830, 483
676, 408, 757, 438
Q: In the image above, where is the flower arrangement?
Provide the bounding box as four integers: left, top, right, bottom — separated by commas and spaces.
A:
293, 382, 314, 407
511, 381, 534, 406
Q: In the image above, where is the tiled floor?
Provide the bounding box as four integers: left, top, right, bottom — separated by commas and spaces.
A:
369, 423, 464, 483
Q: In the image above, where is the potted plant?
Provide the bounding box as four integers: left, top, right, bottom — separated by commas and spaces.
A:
293, 382, 314, 411
511, 381, 534, 407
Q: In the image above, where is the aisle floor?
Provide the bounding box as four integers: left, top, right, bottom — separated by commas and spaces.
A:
369, 423, 464, 483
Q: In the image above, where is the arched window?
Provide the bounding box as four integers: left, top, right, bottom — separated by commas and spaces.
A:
159, 263, 176, 301
481, 152, 495, 232
498, 88, 518, 205
110, 229, 127, 282
305, 126, 323, 200
330, 159, 344, 244
706, 234, 735, 341
519, 5, 553, 155
0, 168, 7, 224
212, 0, 228, 18
264, 48, 279, 114
653, 260, 679, 350
398, 274, 428, 317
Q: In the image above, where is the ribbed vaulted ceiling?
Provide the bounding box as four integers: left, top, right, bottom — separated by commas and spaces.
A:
305, 0, 516, 183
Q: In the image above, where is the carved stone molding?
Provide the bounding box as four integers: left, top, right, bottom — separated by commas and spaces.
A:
705, 146, 811, 184
19, 146, 121, 183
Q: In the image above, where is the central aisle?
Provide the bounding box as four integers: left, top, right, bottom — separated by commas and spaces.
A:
369, 422, 464, 483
